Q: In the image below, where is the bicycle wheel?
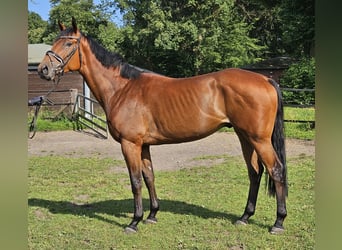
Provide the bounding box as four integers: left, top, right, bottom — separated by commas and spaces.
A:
28, 105, 41, 139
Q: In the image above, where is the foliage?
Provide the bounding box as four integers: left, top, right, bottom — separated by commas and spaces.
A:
28, 11, 48, 43
42, 0, 120, 51
96, 22, 124, 53
28, 155, 315, 249
279, 0, 315, 57
281, 57, 315, 106
235, 0, 315, 58
235, 0, 283, 57
28, 0, 315, 75
117, 0, 264, 76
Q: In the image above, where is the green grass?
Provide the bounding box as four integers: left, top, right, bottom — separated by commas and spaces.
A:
28, 155, 315, 249
284, 107, 315, 122
28, 108, 75, 131
220, 106, 315, 140
283, 107, 315, 140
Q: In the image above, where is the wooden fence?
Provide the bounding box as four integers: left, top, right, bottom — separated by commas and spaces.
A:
281, 87, 315, 127
28, 72, 84, 117
28, 72, 83, 101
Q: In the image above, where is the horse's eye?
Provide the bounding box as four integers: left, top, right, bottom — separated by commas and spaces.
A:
65, 42, 73, 47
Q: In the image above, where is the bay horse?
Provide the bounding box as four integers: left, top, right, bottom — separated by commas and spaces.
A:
37, 17, 287, 234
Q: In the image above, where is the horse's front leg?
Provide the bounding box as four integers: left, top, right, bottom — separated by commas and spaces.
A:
121, 139, 144, 233
141, 145, 159, 223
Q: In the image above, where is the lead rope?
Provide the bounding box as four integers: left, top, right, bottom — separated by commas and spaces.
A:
28, 74, 61, 139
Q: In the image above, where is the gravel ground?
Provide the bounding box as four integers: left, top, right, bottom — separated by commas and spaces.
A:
28, 130, 315, 171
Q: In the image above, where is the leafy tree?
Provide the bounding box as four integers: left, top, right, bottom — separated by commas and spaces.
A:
235, 0, 283, 57
279, 0, 315, 58
110, 0, 265, 76
29, 0, 315, 78
235, 0, 315, 58
43, 0, 121, 51
97, 22, 124, 53
281, 57, 315, 105
28, 11, 48, 44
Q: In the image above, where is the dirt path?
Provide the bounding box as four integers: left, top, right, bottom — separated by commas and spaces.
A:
28, 130, 315, 171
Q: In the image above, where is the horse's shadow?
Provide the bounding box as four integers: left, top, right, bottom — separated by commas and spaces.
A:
28, 198, 248, 229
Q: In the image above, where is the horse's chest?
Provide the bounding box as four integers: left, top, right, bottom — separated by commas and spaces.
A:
107, 102, 147, 142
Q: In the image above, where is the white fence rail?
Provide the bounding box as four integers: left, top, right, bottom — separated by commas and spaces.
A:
72, 94, 108, 139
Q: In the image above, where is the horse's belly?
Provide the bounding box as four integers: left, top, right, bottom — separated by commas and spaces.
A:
146, 115, 229, 145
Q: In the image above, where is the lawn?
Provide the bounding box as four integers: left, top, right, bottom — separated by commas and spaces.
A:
28, 155, 315, 249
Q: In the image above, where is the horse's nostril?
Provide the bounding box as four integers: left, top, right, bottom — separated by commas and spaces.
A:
38, 64, 51, 80
42, 65, 49, 75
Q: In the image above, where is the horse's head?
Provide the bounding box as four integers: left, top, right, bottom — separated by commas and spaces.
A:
38, 17, 82, 82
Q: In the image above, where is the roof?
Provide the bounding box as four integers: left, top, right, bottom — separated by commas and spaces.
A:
242, 57, 296, 70
28, 44, 51, 64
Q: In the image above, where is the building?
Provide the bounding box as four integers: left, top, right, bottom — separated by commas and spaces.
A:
241, 56, 296, 85
28, 44, 84, 114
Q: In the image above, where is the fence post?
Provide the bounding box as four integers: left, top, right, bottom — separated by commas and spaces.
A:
70, 89, 78, 113
83, 80, 91, 118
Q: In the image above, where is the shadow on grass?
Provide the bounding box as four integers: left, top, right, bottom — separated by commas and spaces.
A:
28, 198, 247, 229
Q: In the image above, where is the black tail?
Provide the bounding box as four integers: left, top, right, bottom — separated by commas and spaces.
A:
267, 79, 287, 197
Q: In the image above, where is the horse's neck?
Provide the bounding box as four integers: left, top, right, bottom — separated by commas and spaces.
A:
78, 46, 128, 113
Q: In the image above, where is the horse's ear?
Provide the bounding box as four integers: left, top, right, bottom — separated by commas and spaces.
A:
71, 16, 77, 33
58, 20, 66, 31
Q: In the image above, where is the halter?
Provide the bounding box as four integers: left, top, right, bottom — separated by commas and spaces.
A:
45, 35, 82, 84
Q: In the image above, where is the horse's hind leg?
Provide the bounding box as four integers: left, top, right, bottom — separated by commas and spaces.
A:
235, 132, 264, 225
141, 145, 159, 223
251, 139, 287, 234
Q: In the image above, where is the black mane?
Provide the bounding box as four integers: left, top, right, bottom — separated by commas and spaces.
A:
87, 35, 142, 80
57, 28, 141, 80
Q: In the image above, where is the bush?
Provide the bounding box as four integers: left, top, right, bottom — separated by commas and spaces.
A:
280, 57, 315, 106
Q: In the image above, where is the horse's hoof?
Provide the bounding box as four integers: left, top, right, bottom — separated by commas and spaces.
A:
144, 218, 157, 224
270, 226, 285, 235
124, 226, 137, 234
235, 220, 248, 226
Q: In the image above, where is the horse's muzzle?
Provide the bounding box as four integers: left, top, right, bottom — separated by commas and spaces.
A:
37, 62, 52, 80
37, 62, 62, 81
37, 64, 51, 80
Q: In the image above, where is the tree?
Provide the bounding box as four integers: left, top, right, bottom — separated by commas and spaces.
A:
28, 11, 48, 44
279, 0, 315, 58
43, 0, 121, 52
235, 0, 315, 58
97, 22, 124, 53
29, 0, 314, 76
281, 57, 315, 105
235, 0, 284, 57
109, 0, 264, 76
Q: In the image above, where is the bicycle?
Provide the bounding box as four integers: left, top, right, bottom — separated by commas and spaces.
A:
28, 95, 54, 139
